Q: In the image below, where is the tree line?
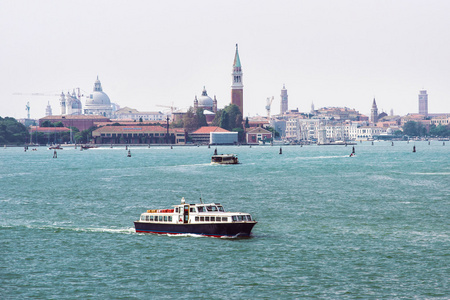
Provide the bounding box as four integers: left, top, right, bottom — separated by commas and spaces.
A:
402, 121, 450, 137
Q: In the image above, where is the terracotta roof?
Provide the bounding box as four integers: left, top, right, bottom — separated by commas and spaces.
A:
96, 121, 163, 126
40, 115, 110, 121
94, 125, 168, 133
247, 127, 271, 134
29, 126, 71, 133
191, 126, 229, 134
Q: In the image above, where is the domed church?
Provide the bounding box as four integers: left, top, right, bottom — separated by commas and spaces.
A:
194, 86, 217, 113
84, 76, 113, 117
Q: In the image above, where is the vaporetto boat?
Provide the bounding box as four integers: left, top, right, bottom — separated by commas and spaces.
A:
134, 197, 257, 237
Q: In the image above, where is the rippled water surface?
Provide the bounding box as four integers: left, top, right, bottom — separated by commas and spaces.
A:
1, 142, 449, 299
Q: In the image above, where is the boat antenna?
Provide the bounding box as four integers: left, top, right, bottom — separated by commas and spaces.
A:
200, 191, 204, 204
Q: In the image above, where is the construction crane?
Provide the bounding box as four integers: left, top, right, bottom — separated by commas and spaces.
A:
265, 96, 274, 119
13, 88, 86, 98
13, 92, 60, 97
156, 104, 179, 113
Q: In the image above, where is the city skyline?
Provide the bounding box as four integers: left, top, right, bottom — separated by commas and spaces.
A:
1, 0, 450, 120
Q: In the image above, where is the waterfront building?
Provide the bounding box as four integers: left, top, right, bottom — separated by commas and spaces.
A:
317, 107, 361, 121
246, 127, 272, 144
231, 44, 244, 116
39, 115, 110, 131
114, 107, 166, 122
84, 77, 113, 117
189, 126, 230, 144
430, 114, 450, 126
371, 98, 379, 123
269, 118, 287, 138
355, 126, 382, 141
418, 90, 428, 116
286, 118, 301, 140
92, 125, 185, 144
280, 85, 288, 115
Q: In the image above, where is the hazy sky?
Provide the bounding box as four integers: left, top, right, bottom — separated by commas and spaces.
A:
1, 0, 449, 120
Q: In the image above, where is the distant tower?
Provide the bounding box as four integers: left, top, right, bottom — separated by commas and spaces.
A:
231, 44, 244, 116
45, 101, 52, 116
390, 108, 394, 116
60, 91, 66, 115
418, 90, 428, 116
213, 95, 218, 113
194, 96, 198, 110
310, 102, 315, 114
280, 84, 288, 114
371, 98, 378, 123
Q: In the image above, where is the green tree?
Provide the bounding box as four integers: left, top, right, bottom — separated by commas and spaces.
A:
429, 124, 450, 137
41, 120, 54, 127
215, 104, 243, 131
183, 107, 198, 132
403, 121, 419, 136
219, 110, 229, 130
196, 108, 208, 127
0, 117, 29, 145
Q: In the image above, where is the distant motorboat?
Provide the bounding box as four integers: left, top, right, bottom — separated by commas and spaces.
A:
49, 145, 62, 150
211, 154, 239, 165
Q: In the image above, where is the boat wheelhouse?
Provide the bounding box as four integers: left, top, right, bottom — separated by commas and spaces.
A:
211, 154, 239, 164
134, 197, 256, 237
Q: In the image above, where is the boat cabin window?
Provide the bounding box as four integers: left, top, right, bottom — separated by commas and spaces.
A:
217, 206, 224, 212
145, 216, 150, 221
190, 207, 196, 213
168, 216, 172, 222
210, 217, 215, 221
175, 208, 179, 213
205, 217, 210, 221
141, 216, 145, 221
222, 217, 228, 222
197, 206, 205, 212
159, 216, 163, 221
150, 216, 154, 221
206, 206, 217, 212
200, 217, 204, 221
232, 216, 237, 222
164, 216, 168, 222
246, 215, 252, 221
238, 216, 244, 221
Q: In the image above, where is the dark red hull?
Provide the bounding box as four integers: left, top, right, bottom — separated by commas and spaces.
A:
134, 221, 256, 237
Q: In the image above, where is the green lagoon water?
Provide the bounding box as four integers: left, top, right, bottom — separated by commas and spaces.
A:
1, 142, 449, 299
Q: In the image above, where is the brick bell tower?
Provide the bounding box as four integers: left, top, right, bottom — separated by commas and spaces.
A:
231, 44, 244, 116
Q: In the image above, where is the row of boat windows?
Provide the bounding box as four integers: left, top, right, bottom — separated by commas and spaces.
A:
140, 215, 253, 222
195, 216, 228, 222
141, 215, 173, 222
232, 215, 253, 222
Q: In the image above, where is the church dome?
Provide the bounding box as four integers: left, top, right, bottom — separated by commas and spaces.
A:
197, 87, 213, 107
85, 77, 111, 107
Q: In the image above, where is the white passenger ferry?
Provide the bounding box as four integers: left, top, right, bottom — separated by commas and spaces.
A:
134, 197, 256, 237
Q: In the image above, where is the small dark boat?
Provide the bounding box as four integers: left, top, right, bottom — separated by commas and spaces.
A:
211, 154, 239, 164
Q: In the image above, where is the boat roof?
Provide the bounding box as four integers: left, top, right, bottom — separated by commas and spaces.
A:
172, 202, 221, 207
